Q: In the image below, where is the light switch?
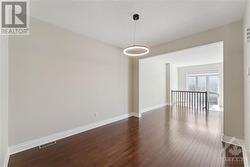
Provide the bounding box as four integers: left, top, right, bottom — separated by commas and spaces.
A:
247, 28, 250, 43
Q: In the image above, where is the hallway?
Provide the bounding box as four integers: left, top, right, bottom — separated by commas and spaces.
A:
8, 107, 243, 167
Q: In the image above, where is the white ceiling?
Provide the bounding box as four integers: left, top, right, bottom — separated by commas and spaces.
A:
30, 0, 245, 48
144, 41, 223, 67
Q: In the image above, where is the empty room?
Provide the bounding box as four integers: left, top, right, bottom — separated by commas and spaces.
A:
1, 0, 250, 167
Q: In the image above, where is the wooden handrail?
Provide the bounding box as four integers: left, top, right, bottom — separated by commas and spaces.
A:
171, 90, 208, 110
171, 90, 207, 93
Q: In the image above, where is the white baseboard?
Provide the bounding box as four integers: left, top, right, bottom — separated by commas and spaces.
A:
222, 135, 249, 167
3, 150, 9, 167
129, 112, 141, 118
141, 103, 168, 114
9, 113, 138, 155
222, 135, 244, 146
243, 147, 249, 167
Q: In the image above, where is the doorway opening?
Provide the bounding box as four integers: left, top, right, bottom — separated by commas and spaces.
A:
139, 41, 224, 113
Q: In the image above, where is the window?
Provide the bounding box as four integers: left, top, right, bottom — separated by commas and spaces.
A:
186, 74, 219, 105
197, 75, 206, 91
187, 76, 196, 91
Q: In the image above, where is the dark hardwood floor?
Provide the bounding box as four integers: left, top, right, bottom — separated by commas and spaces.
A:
8, 106, 244, 167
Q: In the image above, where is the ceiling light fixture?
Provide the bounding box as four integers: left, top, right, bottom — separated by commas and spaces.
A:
123, 14, 149, 56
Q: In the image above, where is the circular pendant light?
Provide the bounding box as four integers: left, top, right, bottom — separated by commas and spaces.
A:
123, 45, 149, 56
123, 14, 149, 56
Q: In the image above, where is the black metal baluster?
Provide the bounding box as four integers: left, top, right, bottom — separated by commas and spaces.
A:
196, 92, 198, 109
192, 92, 194, 108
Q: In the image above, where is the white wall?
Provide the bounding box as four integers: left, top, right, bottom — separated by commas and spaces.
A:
244, 0, 250, 164
178, 63, 223, 106
0, 36, 9, 166
139, 59, 167, 112
170, 64, 178, 91
139, 59, 178, 110
166, 63, 171, 104
169, 64, 178, 104
8, 18, 130, 146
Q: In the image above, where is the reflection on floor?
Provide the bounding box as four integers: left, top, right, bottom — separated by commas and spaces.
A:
209, 105, 223, 112
8, 106, 243, 167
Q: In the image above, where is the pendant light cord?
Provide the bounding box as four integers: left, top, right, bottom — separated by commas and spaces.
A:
133, 17, 136, 46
